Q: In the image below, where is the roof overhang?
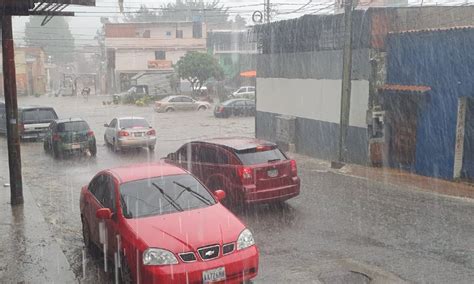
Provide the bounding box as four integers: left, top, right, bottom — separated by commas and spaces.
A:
0, 0, 95, 16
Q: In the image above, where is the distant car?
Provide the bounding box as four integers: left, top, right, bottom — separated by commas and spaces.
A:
153, 95, 210, 113
0, 103, 58, 140
214, 99, 255, 118
43, 118, 97, 159
232, 86, 255, 99
166, 138, 300, 205
80, 162, 259, 283
104, 117, 156, 152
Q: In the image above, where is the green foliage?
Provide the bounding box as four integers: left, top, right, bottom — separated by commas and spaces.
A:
175, 52, 224, 92
24, 16, 74, 64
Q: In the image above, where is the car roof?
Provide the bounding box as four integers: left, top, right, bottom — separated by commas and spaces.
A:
222, 98, 252, 104
193, 137, 276, 151
18, 105, 55, 110
108, 162, 187, 184
117, 116, 146, 120
55, 118, 85, 124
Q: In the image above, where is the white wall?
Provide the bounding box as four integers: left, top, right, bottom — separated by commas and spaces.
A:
257, 78, 369, 128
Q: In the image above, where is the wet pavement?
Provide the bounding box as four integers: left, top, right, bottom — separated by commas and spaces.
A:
0, 95, 473, 283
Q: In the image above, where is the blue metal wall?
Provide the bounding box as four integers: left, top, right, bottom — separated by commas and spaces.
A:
386, 28, 474, 179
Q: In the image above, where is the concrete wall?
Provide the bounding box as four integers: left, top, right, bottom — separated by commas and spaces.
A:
256, 49, 371, 164
116, 50, 187, 71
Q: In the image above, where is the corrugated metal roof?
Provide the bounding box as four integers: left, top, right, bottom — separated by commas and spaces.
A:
390, 26, 474, 35
378, 84, 431, 93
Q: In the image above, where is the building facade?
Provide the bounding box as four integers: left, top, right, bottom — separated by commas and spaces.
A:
104, 21, 207, 92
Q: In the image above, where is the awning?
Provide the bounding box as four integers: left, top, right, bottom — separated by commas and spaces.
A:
240, 70, 256, 78
378, 84, 431, 94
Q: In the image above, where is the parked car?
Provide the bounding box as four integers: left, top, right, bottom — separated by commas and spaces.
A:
214, 99, 255, 118
112, 85, 149, 104
0, 103, 58, 140
43, 118, 97, 159
231, 86, 255, 99
166, 138, 300, 205
80, 162, 259, 283
104, 117, 156, 152
153, 95, 210, 113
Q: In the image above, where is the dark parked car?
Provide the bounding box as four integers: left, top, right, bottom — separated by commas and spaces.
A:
166, 138, 300, 205
214, 99, 255, 118
43, 118, 97, 159
0, 104, 58, 140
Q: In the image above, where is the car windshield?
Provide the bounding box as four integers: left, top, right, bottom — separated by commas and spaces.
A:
57, 121, 89, 132
119, 118, 149, 128
22, 109, 57, 123
236, 147, 287, 165
120, 174, 216, 219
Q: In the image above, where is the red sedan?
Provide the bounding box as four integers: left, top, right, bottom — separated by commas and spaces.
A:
80, 163, 258, 283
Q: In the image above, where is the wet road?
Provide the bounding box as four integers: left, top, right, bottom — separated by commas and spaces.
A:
0, 95, 473, 283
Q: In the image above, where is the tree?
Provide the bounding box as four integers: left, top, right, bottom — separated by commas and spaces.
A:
123, 5, 159, 22
175, 52, 224, 93
24, 16, 74, 63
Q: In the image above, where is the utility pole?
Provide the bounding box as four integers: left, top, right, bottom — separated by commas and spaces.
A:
264, 0, 271, 23
337, 0, 354, 163
2, 15, 24, 205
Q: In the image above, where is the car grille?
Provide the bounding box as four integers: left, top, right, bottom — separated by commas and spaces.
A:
179, 252, 197, 262
222, 243, 235, 255
197, 245, 220, 260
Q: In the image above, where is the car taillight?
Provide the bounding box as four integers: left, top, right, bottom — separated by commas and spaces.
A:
147, 129, 156, 136
87, 130, 94, 137
118, 130, 129, 137
52, 134, 61, 141
237, 166, 254, 185
290, 159, 297, 176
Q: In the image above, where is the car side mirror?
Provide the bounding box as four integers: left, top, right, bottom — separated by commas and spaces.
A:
96, 208, 113, 220
214, 190, 226, 202
104, 123, 109, 127
166, 153, 176, 160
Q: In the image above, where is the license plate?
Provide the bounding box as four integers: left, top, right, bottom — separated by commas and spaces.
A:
268, 169, 279, 177
203, 267, 226, 283
134, 132, 143, 137
71, 144, 81, 150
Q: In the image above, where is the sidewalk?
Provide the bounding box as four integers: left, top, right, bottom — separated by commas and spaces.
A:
0, 182, 76, 283
292, 153, 474, 200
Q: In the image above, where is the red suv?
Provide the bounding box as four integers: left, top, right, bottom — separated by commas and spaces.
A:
80, 162, 258, 283
166, 138, 300, 205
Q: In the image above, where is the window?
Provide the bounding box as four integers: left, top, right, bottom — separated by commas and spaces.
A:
180, 97, 194, 103
143, 30, 150, 38
22, 109, 57, 123
102, 176, 116, 212
57, 121, 89, 132
234, 100, 246, 107
169, 97, 180, 103
166, 31, 172, 36
109, 119, 117, 128
89, 175, 107, 202
176, 30, 183, 38
236, 147, 287, 165
197, 146, 219, 164
119, 118, 149, 128
192, 22, 203, 38
249, 87, 255, 92
155, 50, 166, 60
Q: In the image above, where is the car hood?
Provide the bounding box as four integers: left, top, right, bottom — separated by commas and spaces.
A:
124, 203, 245, 252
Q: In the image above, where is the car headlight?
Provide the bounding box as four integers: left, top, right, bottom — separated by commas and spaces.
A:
142, 248, 178, 266
237, 229, 255, 250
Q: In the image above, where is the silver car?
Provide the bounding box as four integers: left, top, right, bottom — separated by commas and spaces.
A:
153, 95, 210, 113
104, 117, 156, 152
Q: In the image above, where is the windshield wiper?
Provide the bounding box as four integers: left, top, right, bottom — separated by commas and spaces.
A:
152, 182, 183, 212
268, 158, 281, 163
173, 181, 213, 205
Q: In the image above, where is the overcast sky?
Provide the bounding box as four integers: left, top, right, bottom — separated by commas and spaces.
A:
12, 0, 464, 46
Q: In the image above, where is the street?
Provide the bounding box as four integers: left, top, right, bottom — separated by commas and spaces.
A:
0, 95, 473, 283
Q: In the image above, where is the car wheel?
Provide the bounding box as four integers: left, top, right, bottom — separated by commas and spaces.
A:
53, 144, 62, 159
104, 135, 108, 147
148, 145, 155, 152
82, 218, 100, 257
43, 141, 49, 153
119, 254, 133, 284
198, 106, 207, 111
165, 108, 174, 113
113, 140, 120, 153
90, 142, 97, 157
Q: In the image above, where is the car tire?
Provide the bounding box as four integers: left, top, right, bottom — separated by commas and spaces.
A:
148, 145, 155, 152
198, 106, 207, 111
119, 254, 133, 284
90, 142, 97, 157
43, 141, 50, 153
82, 218, 100, 257
113, 140, 120, 153
53, 144, 61, 159
165, 108, 174, 113
104, 135, 108, 147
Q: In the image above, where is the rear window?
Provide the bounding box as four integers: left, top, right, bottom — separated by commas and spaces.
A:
119, 118, 149, 128
57, 121, 89, 132
222, 100, 238, 106
22, 109, 57, 123
236, 147, 287, 165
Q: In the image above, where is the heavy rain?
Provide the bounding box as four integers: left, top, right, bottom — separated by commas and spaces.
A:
0, 0, 473, 283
